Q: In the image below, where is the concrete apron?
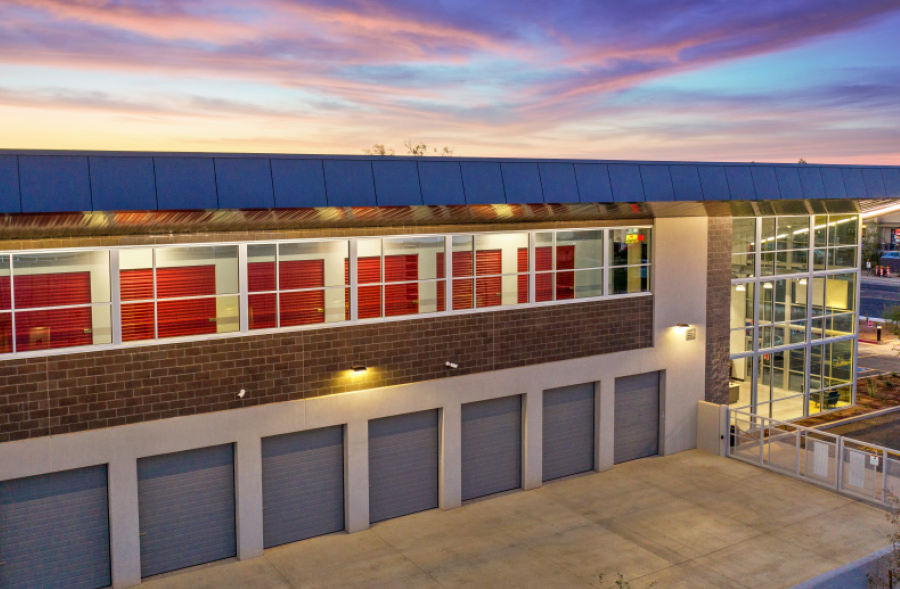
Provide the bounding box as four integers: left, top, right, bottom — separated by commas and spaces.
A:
142, 450, 894, 589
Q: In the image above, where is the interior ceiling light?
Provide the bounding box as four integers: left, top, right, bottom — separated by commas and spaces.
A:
735, 284, 746, 292
862, 203, 900, 219
763, 282, 773, 289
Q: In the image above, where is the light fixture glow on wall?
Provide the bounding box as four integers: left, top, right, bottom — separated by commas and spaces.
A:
675, 323, 697, 341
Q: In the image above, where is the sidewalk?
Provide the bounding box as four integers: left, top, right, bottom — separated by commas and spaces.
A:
143, 450, 893, 589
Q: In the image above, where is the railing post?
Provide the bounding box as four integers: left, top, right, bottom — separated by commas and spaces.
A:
883, 448, 890, 505
759, 417, 766, 466
724, 407, 730, 458
795, 428, 801, 477
835, 437, 844, 492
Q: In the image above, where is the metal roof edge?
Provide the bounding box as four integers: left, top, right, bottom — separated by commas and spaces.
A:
0, 149, 897, 169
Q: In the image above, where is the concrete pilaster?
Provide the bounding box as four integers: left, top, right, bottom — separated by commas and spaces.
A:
522, 390, 543, 490
344, 420, 370, 532
596, 378, 615, 472
440, 403, 462, 509
107, 455, 141, 588
235, 436, 264, 560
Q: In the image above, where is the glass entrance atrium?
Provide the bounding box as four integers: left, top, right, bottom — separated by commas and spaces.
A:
729, 214, 859, 421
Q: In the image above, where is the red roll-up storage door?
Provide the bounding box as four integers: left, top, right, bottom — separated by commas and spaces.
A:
14, 272, 92, 309
248, 262, 277, 329
248, 261, 276, 292
157, 298, 218, 339
120, 269, 155, 340
475, 250, 501, 308
280, 260, 326, 326
157, 266, 217, 338
14, 272, 93, 351
156, 266, 216, 299
0, 275, 11, 310
384, 254, 418, 317
345, 258, 382, 320
438, 251, 475, 310
556, 245, 575, 300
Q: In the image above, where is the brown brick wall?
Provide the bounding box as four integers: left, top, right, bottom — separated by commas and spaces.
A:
705, 217, 732, 403
0, 296, 653, 443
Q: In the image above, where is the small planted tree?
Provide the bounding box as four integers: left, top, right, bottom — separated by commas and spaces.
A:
886, 306, 900, 341
868, 493, 900, 587
863, 223, 884, 269
364, 140, 455, 157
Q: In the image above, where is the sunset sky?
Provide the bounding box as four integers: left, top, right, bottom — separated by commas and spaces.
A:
1, 1, 899, 163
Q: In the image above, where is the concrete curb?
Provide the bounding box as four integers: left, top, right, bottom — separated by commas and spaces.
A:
792, 545, 893, 589
816, 405, 900, 430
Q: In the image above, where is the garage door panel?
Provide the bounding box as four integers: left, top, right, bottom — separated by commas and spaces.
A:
138, 444, 236, 578
615, 372, 660, 464
369, 410, 439, 523
262, 426, 344, 548
0, 465, 111, 589
461, 396, 522, 501
543, 383, 594, 481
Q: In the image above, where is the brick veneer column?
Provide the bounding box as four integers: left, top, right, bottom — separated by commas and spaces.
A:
705, 217, 732, 404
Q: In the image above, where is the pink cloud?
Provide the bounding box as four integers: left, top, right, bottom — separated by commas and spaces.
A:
6, 0, 259, 42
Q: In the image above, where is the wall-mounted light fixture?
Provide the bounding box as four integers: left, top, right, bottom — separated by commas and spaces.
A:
445, 361, 459, 369
351, 364, 367, 373
675, 323, 697, 341
237, 389, 246, 399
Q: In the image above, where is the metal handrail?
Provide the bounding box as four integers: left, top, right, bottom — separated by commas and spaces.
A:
726, 407, 898, 508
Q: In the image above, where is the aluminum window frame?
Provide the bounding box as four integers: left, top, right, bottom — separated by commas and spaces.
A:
727, 214, 860, 420
0, 225, 654, 360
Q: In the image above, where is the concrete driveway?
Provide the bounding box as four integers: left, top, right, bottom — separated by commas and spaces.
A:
143, 450, 893, 589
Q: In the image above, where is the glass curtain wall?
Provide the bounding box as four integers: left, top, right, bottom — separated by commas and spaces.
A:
728, 215, 859, 420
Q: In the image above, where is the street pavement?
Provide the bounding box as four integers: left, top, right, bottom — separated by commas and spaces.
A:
858, 340, 900, 377
861, 275, 900, 320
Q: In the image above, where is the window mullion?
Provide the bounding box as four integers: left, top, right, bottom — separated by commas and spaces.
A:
110, 249, 122, 345
529, 232, 536, 304
349, 239, 359, 321
8, 255, 16, 354
238, 244, 248, 333
603, 229, 609, 296
444, 235, 451, 312
152, 249, 158, 341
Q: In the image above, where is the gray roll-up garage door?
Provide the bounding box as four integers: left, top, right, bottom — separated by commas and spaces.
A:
462, 395, 522, 501
138, 444, 236, 578
543, 383, 595, 481
0, 466, 110, 589
369, 410, 439, 523
615, 372, 660, 464
262, 426, 344, 548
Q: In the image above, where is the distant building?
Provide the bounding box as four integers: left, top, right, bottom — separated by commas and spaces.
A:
0, 150, 894, 588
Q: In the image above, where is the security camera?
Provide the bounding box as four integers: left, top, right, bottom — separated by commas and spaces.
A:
237, 389, 246, 399
445, 361, 459, 369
